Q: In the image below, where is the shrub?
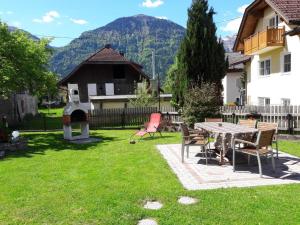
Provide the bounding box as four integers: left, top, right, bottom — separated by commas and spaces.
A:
182, 83, 221, 126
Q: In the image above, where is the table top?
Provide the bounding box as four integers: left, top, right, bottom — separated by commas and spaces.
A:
194, 122, 258, 134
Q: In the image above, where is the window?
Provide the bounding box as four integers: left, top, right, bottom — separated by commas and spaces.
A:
281, 98, 290, 106
105, 83, 114, 96
87, 83, 97, 96
258, 97, 271, 106
113, 65, 125, 79
269, 15, 279, 28
259, 59, 271, 76
283, 53, 291, 73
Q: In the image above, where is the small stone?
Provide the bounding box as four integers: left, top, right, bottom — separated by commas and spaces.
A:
138, 218, 158, 225
143, 201, 163, 210
178, 196, 198, 205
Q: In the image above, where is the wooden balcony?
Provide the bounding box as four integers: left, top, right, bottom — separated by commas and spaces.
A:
244, 27, 285, 55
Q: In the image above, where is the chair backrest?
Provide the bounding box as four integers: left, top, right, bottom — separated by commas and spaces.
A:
180, 123, 190, 137
146, 113, 162, 132
205, 118, 223, 122
238, 119, 257, 128
257, 122, 278, 133
256, 129, 275, 148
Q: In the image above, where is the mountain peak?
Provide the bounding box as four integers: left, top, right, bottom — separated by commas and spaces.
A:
50, 15, 186, 79
133, 14, 150, 18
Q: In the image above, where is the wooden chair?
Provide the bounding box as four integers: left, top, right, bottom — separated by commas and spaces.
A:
238, 119, 257, 128
180, 124, 209, 165
233, 129, 276, 178
257, 122, 279, 158
205, 118, 223, 122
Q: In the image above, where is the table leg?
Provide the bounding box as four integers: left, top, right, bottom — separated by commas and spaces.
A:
220, 133, 226, 165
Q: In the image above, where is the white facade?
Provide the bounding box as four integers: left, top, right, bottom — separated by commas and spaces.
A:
222, 72, 243, 105
245, 6, 300, 105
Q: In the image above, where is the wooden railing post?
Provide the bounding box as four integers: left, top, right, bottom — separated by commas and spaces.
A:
287, 113, 293, 134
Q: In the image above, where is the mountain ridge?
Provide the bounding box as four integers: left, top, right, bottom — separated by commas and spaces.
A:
50, 15, 186, 80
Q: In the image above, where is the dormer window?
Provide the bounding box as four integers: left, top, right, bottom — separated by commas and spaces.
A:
269, 15, 279, 28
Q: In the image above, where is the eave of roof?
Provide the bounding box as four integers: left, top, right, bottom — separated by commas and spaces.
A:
230, 55, 251, 66
58, 47, 150, 86
89, 94, 172, 101
233, 0, 300, 52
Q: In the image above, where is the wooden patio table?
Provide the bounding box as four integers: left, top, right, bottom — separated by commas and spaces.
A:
194, 122, 258, 164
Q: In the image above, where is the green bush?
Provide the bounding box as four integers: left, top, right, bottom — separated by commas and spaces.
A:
182, 83, 221, 126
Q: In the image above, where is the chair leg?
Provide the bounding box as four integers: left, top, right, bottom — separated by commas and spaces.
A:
275, 141, 279, 159
208, 142, 212, 159
204, 146, 208, 165
256, 152, 263, 178
181, 144, 185, 163
271, 151, 276, 172
233, 147, 236, 172
187, 146, 189, 158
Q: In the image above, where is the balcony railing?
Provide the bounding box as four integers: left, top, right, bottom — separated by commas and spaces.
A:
244, 27, 285, 55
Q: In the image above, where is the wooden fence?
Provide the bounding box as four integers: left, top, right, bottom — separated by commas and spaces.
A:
88, 106, 182, 129
221, 105, 300, 133
88, 107, 156, 128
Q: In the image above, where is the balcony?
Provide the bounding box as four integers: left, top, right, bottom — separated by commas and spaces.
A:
244, 27, 285, 55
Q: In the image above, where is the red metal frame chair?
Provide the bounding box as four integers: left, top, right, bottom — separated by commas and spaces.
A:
130, 113, 163, 142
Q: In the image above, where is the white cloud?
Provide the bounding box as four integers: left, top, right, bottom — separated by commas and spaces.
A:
0, 11, 13, 15
70, 18, 88, 25
11, 21, 21, 28
221, 4, 249, 34
142, 0, 164, 8
156, 16, 168, 20
221, 17, 242, 33
33, 10, 60, 23
237, 4, 249, 14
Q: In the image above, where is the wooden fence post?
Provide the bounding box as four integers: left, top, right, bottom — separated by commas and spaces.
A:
287, 113, 293, 134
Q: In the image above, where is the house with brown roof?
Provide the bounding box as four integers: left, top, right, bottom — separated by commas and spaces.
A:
233, 0, 300, 106
222, 53, 250, 105
58, 44, 172, 109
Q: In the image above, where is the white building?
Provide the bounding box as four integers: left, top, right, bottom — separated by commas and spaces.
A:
223, 53, 246, 105
233, 0, 300, 106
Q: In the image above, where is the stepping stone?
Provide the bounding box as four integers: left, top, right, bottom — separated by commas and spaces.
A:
138, 218, 158, 225
178, 196, 198, 205
143, 201, 163, 210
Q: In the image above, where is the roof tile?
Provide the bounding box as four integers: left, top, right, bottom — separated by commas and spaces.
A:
267, 0, 300, 23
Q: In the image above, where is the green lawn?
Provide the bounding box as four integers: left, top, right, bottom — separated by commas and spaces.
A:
38, 107, 64, 116
0, 130, 300, 225
19, 108, 64, 131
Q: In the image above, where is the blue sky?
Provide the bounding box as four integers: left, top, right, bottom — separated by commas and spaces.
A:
0, 0, 252, 47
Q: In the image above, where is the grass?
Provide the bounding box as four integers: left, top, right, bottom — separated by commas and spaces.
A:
38, 107, 64, 116
0, 130, 300, 225
18, 108, 64, 131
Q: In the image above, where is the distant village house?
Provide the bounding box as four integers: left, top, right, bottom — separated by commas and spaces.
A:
58, 44, 172, 110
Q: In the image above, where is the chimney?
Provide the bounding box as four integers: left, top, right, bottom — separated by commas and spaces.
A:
105, 44, 111, 49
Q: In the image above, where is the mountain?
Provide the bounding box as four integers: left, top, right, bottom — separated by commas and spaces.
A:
222, 35, 236, 53
8, 26, 40, 41
50, 15, 186, 80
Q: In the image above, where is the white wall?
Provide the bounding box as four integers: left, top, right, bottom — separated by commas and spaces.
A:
223, 72, 242, 104
246, 6, 300, 105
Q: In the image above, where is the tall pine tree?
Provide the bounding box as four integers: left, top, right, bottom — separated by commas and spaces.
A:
169, 0, 227, 106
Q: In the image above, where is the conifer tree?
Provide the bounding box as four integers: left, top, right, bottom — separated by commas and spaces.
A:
168, 0, 227, 106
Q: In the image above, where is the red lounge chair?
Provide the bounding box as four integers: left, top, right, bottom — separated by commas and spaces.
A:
130, 113, 163, 143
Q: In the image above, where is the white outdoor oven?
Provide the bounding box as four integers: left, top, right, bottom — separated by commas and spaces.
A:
63, 85, 90, 141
